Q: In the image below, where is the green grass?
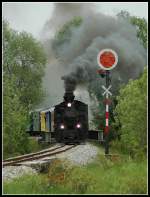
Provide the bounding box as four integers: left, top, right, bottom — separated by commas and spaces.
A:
3, 147, 147, 195
85, 156, 147, 194
3, 174, 72, 194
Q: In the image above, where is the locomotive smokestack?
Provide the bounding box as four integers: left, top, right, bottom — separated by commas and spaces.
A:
62, 76, 76, 102
63, 91, 75, 103
61, 76, 77, 92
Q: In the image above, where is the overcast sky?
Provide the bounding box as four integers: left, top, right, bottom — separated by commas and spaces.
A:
2, 2, 148, 39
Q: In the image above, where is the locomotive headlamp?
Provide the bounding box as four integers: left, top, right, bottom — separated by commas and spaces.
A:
67, 103, 72, 107
76, 123, 81, 128
60, 124, 65, 129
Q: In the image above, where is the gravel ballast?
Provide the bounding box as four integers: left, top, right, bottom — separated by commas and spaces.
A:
56, 142, 99, 165
3, 142, 100, 182
3, 166, 37, 182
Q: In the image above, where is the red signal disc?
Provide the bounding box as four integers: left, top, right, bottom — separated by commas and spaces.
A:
97, 49, 118, 70
100, 51, 115, 68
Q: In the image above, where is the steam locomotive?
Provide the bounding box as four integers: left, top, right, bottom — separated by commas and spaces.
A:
27, 91, 88, 144
55, 92, 88, 143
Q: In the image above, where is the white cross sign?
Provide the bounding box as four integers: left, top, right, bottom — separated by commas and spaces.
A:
102, 85, 112, 96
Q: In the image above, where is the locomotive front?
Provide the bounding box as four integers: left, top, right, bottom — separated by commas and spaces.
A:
54, 91, 88, 144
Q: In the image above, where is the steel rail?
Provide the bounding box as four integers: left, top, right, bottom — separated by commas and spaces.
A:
3, 145, 76, 167
3, 145, 65, 163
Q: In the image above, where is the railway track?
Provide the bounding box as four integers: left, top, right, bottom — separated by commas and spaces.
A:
3, 144, 76, 167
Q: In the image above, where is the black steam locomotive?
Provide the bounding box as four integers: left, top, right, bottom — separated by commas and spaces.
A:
27, 91, 89, 144
55, 92, 88, 143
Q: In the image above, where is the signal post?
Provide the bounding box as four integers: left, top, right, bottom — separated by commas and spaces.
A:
97, 49, 118, 155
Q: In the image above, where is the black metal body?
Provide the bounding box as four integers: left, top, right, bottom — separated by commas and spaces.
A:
54, 100, 88, 144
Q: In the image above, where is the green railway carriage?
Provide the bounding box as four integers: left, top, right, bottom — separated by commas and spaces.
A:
30, 110, 40, 132
27, 107, 55, 143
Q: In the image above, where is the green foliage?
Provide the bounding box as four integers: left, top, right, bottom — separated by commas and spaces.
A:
68, 167, 94, 194
86, 156, 147, 194
55, 16, 82, 41
3, 20, 47, 158
88, 78, 117, 136
88, 77, 106, 130
52, 16, 82, 57
3, 174, 49, 194
27, 138, 46, 153
117, 10, 147, 48
3, 20, 47, 109
47, 159, 71, 185
3, 156, 147, 194
113, 68, 147, 158
3, 74, 29, 158
130, 17, 147, 49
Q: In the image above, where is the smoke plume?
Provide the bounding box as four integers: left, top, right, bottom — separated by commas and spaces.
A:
40, 3, 146, 107
42, 3, 96, 39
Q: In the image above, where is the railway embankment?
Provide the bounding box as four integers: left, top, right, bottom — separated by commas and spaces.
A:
3, 142, 100, 182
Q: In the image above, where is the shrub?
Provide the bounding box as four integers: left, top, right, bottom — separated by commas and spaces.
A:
69, 168, 95, 194
113, 68, 147, 158
47, 159, 72, 186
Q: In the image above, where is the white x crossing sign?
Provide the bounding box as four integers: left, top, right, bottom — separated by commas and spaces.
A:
102, 85, 112, 96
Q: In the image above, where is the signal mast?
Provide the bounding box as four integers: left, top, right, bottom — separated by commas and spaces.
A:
97, 49, 118, 155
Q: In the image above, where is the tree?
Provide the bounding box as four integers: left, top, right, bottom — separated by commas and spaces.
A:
113, 68, 147, 158
55, 16, 82, 42
117, 10, 147, 48
52, 16, 82, 58
3, 21, 47, 158
3, 21, 47, 109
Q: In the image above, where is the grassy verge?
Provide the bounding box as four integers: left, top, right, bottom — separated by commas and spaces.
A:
3, 174, 72, 194
85, 156, 147, 194
3, 153, 147, 194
